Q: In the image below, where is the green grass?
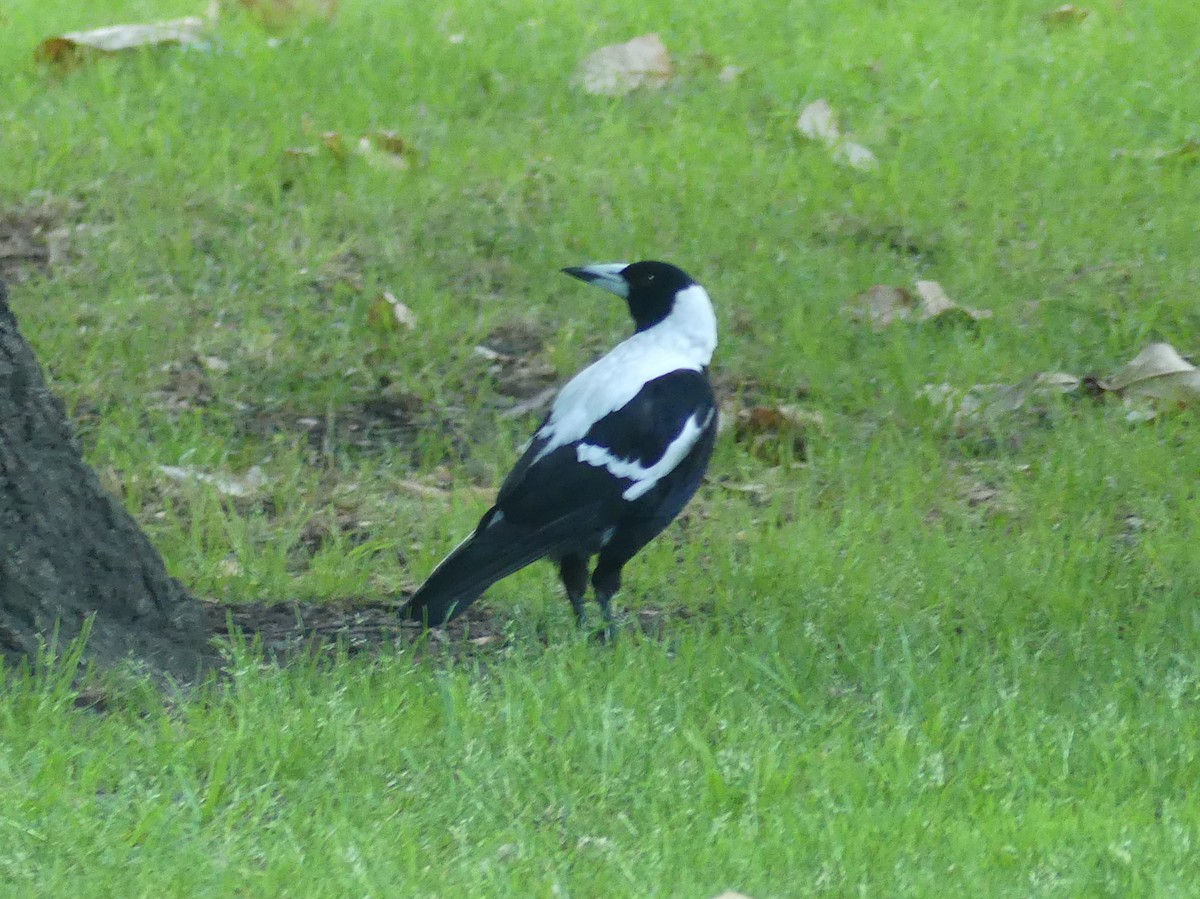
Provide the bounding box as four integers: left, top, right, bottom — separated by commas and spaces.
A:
3, 0, 1200, 894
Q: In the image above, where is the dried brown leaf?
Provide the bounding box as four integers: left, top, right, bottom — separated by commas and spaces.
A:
853, 284, 914, 329
797, 99, 878, 171
1099, 343, 1200, 406
354, 133, 412, 171
734, 405, 823, 463
914, 280, 992, 324
1042, 4, 1091, 25
37, 17, 207, 65
371, 130, 406, 155
852, 282, 990, 330
913, 279, 956, 317
320, 131, 348, 160
919, 372, 1081, 427
576, 33, 673, 96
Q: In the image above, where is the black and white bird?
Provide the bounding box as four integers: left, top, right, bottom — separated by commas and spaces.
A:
402, 260, 718, 640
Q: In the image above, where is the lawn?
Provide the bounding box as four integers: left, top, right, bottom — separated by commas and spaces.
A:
2, 0, 1199, 894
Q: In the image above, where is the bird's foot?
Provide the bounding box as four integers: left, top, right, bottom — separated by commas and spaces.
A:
591, 603, 617, 644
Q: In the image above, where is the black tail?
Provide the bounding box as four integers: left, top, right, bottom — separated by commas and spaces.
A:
402, 506, 595, 626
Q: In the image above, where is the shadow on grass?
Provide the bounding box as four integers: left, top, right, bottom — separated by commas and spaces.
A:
200, 596, 705, 666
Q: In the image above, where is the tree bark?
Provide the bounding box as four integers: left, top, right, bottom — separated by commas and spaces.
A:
0, 281, 210, 682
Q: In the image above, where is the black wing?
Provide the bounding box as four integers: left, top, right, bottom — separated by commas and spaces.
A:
579, 369, 714, 472
403, 369, 714, 625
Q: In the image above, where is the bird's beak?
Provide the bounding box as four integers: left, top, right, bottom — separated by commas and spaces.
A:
562, 263, 630, 299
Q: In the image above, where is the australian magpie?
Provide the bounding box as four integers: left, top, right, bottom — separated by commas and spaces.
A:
402, 260, 718, 640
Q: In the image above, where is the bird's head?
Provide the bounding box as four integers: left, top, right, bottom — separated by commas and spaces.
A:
562, 260, 703, 334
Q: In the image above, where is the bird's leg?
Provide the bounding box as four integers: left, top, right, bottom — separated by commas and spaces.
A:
591, 563, 622, 644
558, 555, 590, 628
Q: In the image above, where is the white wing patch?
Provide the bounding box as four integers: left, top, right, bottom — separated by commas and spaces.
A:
576, 408, 714, 501
534, 284, 717, 464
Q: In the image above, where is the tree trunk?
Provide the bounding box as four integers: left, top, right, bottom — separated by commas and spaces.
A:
0, 281, 211, 682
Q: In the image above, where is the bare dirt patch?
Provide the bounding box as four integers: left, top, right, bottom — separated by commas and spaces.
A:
474, 319, 559, 418
0, 205, 57, 280
203, 596, 500, 660
201, 596, 705, 664
239, 388, 468, 461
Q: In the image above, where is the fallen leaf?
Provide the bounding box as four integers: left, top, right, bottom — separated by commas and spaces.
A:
796, 99, 840, 143
354, 133, 412, 171
320, 131, 348, 161
914, 280, 993, 324
851, 281, 991, 330
1032, 371, 1084, 393
717, 65, 744, 84
1042, 4, 1091, 25
469, 634, 504, 648
913, 280, 957, 317
1099, 342, 1200, 407
370, 130, 407, 155
37, 17, 207, 65
919, 372, 1081, 429
576, 33, 673, 96
158, 464, 269, 497
796, 99, 878, 171
832, 140, 879, 170
368, 290, 416, 333
734, 405, 824, 463
854, 284, 914, 329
